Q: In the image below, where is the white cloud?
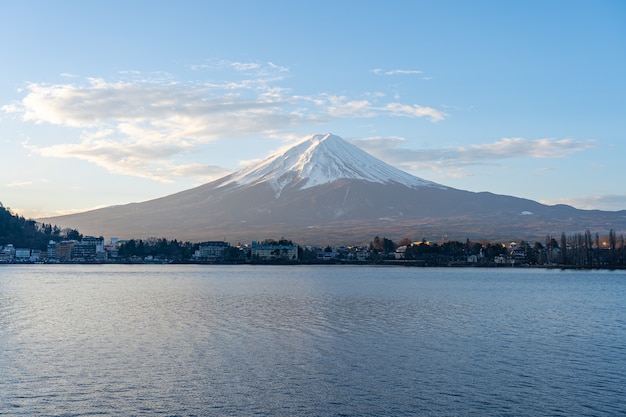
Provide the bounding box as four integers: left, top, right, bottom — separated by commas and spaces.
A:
357, 136, 595, 173
382, 103, 446, 122
190, 59, 288, 75
231, 62, 261, 72
385, 69, 423, 75
266, 62, 289, 73
5, 181, 34, 187
371, 68, 423, 75
469, 137, 594, 159
32, 205, 110, 218
321, 95, 445, 122
2, 68, 446, 182
543, 194, 626, 211
22, 138, 231, 183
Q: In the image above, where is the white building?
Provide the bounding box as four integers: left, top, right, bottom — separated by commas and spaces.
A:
395, 245, 407, 260
251, 241, 298, 261
15, 248, 31, 262
47, 240, 56, 259
193, 241, 230, 261
0, 244, 16, 261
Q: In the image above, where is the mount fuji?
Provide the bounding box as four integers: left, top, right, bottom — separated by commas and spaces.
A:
221, 133, 444, 196
41, 133, 626, 244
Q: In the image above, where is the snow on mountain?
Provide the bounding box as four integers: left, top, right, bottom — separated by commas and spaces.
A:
222, 133, 445, 196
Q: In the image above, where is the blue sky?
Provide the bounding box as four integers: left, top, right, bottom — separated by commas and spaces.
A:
1, 0, 625, 218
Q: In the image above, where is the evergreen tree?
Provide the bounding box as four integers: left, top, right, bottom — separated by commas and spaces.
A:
0, 202, 70, 250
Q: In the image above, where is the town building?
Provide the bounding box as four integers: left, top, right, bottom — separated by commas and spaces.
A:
71, 242, 97, 260
55, 240, 76, 261
15, 248, 32, 262
250, 241, 298, 261
193, 241, 230, 261
395, 245, 407, 260
47, 240, 57, 259
0, 244, 15, 262
104, 243, 119, 259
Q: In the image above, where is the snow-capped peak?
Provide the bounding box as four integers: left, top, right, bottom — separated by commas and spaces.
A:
221, 133, 444, 196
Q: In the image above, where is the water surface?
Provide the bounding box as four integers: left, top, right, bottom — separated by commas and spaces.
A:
1, 265, 625, 416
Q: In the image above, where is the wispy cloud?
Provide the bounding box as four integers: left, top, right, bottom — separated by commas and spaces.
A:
5, 181, 34, 187
3, 178, 51, 188
543, 194, 626, 211
33, 205, 110, 218
382, 103, 446, 121
356, 136, 595, 173
189, 59, 288, 75
320, 95, 445, 121
22, 137, 232, 183
371, 68, 423, 75
2, 63, 446, 182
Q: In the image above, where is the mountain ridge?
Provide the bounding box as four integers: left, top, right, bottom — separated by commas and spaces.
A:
39, 133, 626, 245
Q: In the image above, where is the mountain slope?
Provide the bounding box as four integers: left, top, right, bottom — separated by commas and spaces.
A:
40, 134, 626, 244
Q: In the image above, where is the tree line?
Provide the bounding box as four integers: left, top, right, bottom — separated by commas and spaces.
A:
117, 238, 197, 261
359, 232, 626, 268
0, 203, 82, 249
556, 230, 625, 268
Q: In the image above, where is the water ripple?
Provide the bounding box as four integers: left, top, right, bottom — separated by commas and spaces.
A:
1, 265, 625, 416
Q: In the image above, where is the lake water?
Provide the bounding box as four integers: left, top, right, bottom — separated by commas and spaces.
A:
1, 265, 625, 416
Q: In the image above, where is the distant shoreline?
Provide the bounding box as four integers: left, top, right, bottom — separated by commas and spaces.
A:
2, 260, 625, 271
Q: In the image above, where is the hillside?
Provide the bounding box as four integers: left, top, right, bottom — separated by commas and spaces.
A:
0, 203, 82, 249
